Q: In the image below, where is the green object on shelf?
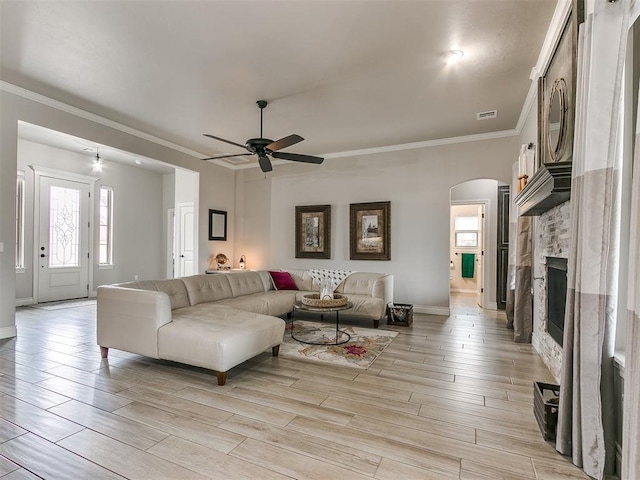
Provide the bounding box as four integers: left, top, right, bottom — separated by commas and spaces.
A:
461, 253, 475, 278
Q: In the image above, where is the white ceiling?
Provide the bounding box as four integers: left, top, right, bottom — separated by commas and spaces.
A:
1, 0, 556, 170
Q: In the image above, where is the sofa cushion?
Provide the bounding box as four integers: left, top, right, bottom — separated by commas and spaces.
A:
215, 295, 269, 315
227, 271, 266, 297
253, 291, 297, 316
269, 271, 298, 290
286, 269, 318, 291
335, 272, 384, 296
116, 279, 190, 310
182, 274, 234, 305
160, 305, 285, 372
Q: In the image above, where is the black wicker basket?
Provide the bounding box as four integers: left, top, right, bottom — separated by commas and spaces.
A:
386, 303, 413, 326
534, 381, 560, 441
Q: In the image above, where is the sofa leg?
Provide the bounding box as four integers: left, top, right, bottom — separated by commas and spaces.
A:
100, 346, 109, 358
272, 345, 280, 357
286, 312, 292, 320
373, 319, 380, 329
216, 371, 227, 386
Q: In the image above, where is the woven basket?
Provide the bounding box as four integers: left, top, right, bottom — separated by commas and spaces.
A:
301, 293, 348, 308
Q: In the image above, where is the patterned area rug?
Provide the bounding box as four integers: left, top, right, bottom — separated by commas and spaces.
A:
281, 321, 398, 369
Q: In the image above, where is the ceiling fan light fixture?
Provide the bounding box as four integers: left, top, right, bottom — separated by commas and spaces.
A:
202, 100, 324, 173
443, 49, 464, 64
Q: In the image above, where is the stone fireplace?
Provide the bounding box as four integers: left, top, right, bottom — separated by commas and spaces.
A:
532, 201, 571, 381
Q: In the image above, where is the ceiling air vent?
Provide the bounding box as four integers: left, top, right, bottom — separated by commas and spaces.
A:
477, 110, 498, 120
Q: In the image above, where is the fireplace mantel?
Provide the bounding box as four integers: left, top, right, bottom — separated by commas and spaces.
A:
514, 162, 572, 216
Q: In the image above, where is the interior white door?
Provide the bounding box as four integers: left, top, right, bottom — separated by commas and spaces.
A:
476, 204, 485, 307
38, 176, 90, 302
176, 203, 194, 277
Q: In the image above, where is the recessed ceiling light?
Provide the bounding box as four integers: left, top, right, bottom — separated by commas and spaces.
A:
443, 50, 464, 64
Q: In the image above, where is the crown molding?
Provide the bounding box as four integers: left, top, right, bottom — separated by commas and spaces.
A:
530, 0, 573, 81
0, 80, 233, 168
2, 80, 520, 169
323, 129, 519, 160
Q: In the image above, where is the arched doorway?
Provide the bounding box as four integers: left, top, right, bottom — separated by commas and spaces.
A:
450, 178, 508, 313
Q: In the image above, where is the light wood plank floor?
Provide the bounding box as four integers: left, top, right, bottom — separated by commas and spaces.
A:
0, 296, 589, 479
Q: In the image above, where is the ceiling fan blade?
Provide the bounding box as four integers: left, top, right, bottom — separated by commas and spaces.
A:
203, 134, 247, 150
258, 155, 273, 173
266, 134, 304, 152
202, 153, 253, 161
271, 151, 324, 164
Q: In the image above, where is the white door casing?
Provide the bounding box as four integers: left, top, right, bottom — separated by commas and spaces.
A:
476, 204, 485, 308
33, 167, 97, 302
175, 202, 194, 277
167, 208, 175, 279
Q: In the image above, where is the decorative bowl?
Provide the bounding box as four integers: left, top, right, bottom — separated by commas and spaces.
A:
301, 293, 347, 308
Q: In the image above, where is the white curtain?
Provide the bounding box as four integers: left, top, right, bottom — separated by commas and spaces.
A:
621, 72, 640, 480
506, 161, 533, 342
555, 1, 629, 479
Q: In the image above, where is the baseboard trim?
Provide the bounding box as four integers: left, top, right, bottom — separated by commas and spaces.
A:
486, 301, 498, 310
450, 289, 476, 293
0, 325, 17, 339
16, 297, 34, 307
413, 305, 450, 316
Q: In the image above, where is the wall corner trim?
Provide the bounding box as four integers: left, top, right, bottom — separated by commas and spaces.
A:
0, 326, 18, 340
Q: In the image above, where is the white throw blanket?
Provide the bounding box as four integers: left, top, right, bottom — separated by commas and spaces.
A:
307, 269, 353, 291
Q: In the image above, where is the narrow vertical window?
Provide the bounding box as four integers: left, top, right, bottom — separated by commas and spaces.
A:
99, 186, 113, 265
16, 172, 25, 270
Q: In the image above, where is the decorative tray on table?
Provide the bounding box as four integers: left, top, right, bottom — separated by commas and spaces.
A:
301, 293, 348, 308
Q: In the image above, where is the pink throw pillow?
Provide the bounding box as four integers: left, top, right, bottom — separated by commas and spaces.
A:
269, 271, 298, 290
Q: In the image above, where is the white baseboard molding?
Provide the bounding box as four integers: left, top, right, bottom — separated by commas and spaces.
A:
486, 301, 498, 310
0, 325, 18, 339
16, 297, 34, 307
450, 289, 476, 294
413, 305, 450, 316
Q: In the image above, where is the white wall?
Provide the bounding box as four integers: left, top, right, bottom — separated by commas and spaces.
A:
0, 89, 235, 337
235, 136, 518, 314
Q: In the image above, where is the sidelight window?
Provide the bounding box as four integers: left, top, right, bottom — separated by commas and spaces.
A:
99, 186, 113, 265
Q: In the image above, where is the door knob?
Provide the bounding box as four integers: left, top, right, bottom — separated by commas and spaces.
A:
40, 254, 47, 258
180, 255, 185, 258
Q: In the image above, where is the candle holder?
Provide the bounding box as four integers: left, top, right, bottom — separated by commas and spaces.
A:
517, 174, 529, 193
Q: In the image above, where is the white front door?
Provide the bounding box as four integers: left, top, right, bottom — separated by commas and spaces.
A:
476, 204, 485, 308
37, 176, 91, 302
176, 202, 194, 277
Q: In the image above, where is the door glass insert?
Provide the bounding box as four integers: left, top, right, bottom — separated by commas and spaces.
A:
48, 185, 80, 267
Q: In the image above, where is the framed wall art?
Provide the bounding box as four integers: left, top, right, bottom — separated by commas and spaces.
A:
295, 204, 331, 259
349, 201, 390, 260
208, 209, 227, 241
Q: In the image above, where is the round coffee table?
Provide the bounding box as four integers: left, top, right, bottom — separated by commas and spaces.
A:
291, 301, 353, 345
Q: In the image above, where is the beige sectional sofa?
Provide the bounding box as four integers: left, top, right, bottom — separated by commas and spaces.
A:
97, 270, 393, 385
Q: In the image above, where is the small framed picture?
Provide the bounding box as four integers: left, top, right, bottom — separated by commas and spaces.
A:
295, 205, 331, 259
349, 201, 391, 260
